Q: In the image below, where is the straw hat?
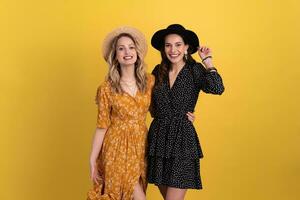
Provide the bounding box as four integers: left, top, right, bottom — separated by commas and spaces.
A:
102, 26, 148, 62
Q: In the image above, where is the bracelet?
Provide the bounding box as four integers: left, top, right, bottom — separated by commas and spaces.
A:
206, 67, 217, 72
202, 56, 212, 63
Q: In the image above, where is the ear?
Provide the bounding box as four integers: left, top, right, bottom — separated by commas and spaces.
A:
185, 44, 189, 52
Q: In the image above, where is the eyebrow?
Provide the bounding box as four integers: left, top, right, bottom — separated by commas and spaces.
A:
165, 42, 183, 45
117, 43, 135, 47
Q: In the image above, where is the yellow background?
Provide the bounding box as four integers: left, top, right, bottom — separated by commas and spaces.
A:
1, 0, 299, 199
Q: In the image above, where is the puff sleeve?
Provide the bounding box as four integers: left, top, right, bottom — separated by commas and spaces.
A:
95, 82, 112, 128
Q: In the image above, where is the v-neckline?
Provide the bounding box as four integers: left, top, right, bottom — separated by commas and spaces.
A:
168, 64, 186, 90
123, 90, 139, 100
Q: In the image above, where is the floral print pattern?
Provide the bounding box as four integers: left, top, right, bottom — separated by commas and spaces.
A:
87, 74, 155, 200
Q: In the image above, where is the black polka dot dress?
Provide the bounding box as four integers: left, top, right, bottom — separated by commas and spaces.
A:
147, 62, 225, 189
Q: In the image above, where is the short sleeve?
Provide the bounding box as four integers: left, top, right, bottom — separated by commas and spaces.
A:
147, 73, 155, 90
95, 81, 112, 128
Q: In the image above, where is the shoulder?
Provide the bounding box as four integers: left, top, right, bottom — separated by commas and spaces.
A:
95, 80, 112, 104
147, 73, 155, 81
151, 64, 160, 77
98, 80, 111, 90
189, 62, 206, 73
146, 73, 155, 88
96, 80, 112, 97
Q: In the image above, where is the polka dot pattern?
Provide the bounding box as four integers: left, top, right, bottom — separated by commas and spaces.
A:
147, 62, 224, 189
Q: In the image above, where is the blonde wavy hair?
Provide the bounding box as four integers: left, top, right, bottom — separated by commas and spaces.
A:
105, 33, 147, 93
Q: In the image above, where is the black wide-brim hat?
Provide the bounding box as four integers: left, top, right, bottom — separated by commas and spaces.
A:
151, 24, 199, 54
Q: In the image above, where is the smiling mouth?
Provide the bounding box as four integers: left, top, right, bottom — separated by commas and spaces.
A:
123, 56, 133, 60
169, 54, 180, 58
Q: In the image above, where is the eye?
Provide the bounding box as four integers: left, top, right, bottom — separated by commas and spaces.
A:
175, 43, 182, 47
129, 46, 136, 50
117, 47, 124, 51
165, 44, 171, 47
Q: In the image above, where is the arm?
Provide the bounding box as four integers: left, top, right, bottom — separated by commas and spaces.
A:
149, 66, 159, 118
90, 82, 111, 184
89, 128, 107, 184
89, 128, 107, 165
197, 46, 225, 94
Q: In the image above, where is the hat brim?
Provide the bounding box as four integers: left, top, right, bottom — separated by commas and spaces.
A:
151, 28, 199, 54
102, 26, 147, 62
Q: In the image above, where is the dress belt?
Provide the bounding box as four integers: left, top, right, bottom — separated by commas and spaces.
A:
156, 111, 190, 119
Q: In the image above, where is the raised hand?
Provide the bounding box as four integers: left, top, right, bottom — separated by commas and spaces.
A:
198, 46, 212, 60
198, 46, 215, 69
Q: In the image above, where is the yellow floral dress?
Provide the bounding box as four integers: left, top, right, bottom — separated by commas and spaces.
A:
87, 74, 155, 200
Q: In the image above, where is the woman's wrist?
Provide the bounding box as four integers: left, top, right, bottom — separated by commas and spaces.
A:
90, 156, 97, 165
201, 55, 212, 63
203, 60, 214, 69
201, 56, 213, 67
201, 57, 217, 72
206, 67, 217, 72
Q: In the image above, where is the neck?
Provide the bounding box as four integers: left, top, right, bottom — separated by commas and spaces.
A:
120, 64, 136, 81
170, 60, 186, 72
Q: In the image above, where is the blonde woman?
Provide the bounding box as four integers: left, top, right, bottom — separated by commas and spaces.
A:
87, 26, 154, 200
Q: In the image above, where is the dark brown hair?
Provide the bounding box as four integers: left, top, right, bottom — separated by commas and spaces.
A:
156, 38, 196, 85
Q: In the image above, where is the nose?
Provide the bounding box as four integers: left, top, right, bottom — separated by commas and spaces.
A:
170, 45, 176, 53
124, 47, 130, 55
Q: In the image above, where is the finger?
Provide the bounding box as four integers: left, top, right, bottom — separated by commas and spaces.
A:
92, 170, 98, 184
96, 173, 101, 180
90, 170, 94, 181
94, 178, 99, 185
189, 112, 195, 117
204, 47, 209, 53
187, 112, 195, 117
186, 113, 192, 118
187, 114, 194, 120
188, 116, 194, 122
189, 115, 195, 120
95, 174, 102, 184
186, 113, 194, 120
93, 175, 99, 185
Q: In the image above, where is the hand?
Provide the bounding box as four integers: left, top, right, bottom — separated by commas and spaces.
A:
90, 161, 101, 185
198, 46, 215, 69
198, 46, 212, 60
186, 112, 195, 123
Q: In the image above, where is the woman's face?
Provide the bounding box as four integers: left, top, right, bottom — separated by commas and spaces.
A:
164, 34, 189, 65
116, 36, 137, 67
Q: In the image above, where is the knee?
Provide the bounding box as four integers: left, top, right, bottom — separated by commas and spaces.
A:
133, 184, 146, 200
165, 190, 186, 200
165, 197, 184, 200
133, 196, 146, 200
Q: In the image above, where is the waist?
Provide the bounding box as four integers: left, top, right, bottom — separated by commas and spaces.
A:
155, 110, 191, 119
111, 118, 146, 126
